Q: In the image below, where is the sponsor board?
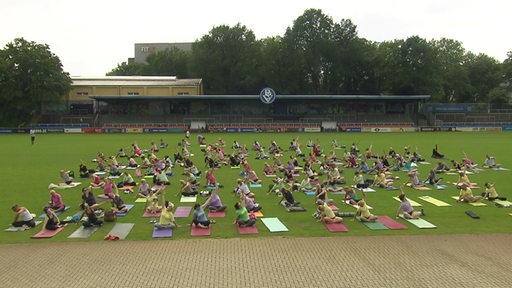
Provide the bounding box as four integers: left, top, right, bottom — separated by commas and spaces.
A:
103, 128, 126, 133
342, 127, 362, 132
64, 128, 83, 133
126, 128, 143, 133
83, 128, 103, 134
304, 127, 321, 132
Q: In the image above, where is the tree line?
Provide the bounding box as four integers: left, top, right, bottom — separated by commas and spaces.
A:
108, 9, 512, 105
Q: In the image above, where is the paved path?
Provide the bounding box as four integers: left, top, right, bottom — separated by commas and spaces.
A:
2, 234, 511, 287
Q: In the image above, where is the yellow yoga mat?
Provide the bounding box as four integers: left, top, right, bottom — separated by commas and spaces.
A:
393, 197, 422, 207
451, 196, 487, 206
418, 196, 451, 207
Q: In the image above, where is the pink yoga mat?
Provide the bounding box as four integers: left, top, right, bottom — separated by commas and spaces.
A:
31, 225, 67, 239
190, 224, 211, 236
377, 216, 408, 230
237, 225, 259, 234
323, 221, 348, 232
208, 211, 226, 218
142, 211, 161, 218
174, 206, 192, 218
329, 205, 339, 211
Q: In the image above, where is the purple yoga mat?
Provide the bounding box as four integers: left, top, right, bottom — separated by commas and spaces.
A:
175, 206, 192, 218
152, 226, 173, 238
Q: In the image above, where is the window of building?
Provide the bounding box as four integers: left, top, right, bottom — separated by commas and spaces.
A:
127, 92, 140, 96
177, 92, 190, 95
77, 92, 89, 96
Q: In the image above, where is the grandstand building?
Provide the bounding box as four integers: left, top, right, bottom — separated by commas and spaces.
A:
132, 43, 193, 63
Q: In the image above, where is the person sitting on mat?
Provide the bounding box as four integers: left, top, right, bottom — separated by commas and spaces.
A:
434, 161, 450, 173
432, 144, 444, 159
155, 192, 179, 229
244, 193, 262, 212
396, 185, 424, 219
145, 189, 163, 214
405, 170, 424, 187
11, 204, 36, 228
80, 203, 103, 228
372, 172, 393, 189
456, 171, 472, 187
110, 190, 127, 214
118, 171, 136, 189
483, 155, 501, 169
278, 187, 302, 208
425, 169, 443, 185
236, 179, 254, 198
192, 202, 215, 229
154, 169, 170, 186
317, 196, 343, 224
353, 190, 378, 222
90, 173, 105, 188
176, 180, 198, 197
234, 194, 256, 227
244, 169, 262, 184
41, 206, 63, 231
60, 169, 73, 185
457, 184, 482, 203
343, 187, 360, 205
48, 190, 65, 213
204, 188, 227, 212
137, 179, 151, 198
97, 178, 115, 199
482, 182, 507, 201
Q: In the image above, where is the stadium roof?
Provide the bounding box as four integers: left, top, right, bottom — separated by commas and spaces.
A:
72, 76, 202, 87
89, 95, 431, 101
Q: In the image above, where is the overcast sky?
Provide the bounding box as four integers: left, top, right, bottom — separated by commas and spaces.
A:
2, 0, 510, 76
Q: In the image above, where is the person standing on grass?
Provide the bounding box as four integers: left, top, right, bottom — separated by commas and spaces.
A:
30, 129, 35, 145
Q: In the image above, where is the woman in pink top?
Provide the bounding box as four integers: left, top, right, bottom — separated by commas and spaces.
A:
49, 190, 65, 212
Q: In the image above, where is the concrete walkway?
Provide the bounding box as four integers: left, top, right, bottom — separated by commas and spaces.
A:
2, 234, 511, 287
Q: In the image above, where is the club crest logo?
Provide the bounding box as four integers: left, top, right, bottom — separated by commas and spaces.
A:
259, 87, 276, 104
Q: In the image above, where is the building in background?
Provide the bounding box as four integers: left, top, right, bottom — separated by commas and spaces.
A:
133, 43, 193, 63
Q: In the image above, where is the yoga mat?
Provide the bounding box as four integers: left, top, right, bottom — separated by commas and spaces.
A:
175, 206, 192, 218
237, 225, 259, 234
265, 174, 277, 177
208, 211, 226, 218
399, 215, 436, 229
393, 197, 422, 207
251, 211, 263, 217
492, 167, 510, 171
261, 217, 288, 232
384, 187, 399, 191
152, 226, 173, 238
323, 221, 348, 232
142, 211, 161, 218
344, 201, 373, 210
68, 226, 98, 238
412, 186, 432, 191
38, 206, 71, 218
152, 185, 167, 190
451, 196, 487, 206
377, 216, 408, 230
249, 183, 262, 188
465, 210, 480, 219
181, 195, 197, 203
360, 219, 389, 230
5, 221, 42, 232
418, 196, 451, 207
31, 224, 67, 239
494, 200, 512, 207
304, 191, 316, 196
107, 223, 134, 240
49, 182, 82, 189
94, 171, 107, 175
190, 224, 211, 236
329, 205, 339, 211
135, 198, 147, 203
230, 166, 240, 169
116, 204, 135, 216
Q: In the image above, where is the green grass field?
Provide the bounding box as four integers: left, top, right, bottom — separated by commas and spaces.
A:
2, 131, 511, 243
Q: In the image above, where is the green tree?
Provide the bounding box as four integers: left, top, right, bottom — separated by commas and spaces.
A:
464, 53, 501, 103
282, 9, 335, 94
107, 61, 148, 76
0, 38, 71, 126
145, 47, 191, 78
191, 23, 262, 94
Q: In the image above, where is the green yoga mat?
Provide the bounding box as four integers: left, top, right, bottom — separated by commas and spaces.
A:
418, 196, 451, 207
135, 198, 147, 203
360, 219, 388, 230
261, 217, 288, 232
399, 215, 436, 229
494, 200, 512, 207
